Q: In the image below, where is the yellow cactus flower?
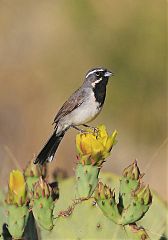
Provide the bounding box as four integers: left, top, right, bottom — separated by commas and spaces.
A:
76, 124, 117, 165
7, 170, 26, 205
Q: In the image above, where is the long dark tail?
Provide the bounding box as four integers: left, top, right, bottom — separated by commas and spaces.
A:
34, 131, 65, 165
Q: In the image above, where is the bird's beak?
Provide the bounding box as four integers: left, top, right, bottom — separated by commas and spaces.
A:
104, 70, 113, 77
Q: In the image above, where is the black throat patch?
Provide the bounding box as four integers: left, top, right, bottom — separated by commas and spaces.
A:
93, 78, 108, 107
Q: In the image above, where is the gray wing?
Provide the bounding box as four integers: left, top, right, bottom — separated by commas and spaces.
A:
53, 88, 86, 124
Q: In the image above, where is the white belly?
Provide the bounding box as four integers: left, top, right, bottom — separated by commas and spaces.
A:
69, 98, 101, 125
56, 92, 101, 133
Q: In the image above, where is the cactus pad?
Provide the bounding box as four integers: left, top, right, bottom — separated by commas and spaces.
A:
76, 164, 99, 198
6, 204, 29, 239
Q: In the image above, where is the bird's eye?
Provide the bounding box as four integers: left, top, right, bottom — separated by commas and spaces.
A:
95, 72, 101, 77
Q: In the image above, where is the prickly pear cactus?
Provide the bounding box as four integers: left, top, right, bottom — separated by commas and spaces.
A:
75, 164, 100, 199
0, 124, 167, 240
45, 173, 167, 240
30, 177, 56, 230
4, 170, 29, 239
24, 159, 47, 197
95, 161, 152, 225
5, 204, 29, 239
75, 125, 117, 198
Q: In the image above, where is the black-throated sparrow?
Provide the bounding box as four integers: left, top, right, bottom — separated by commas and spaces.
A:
34, 67, 113, 165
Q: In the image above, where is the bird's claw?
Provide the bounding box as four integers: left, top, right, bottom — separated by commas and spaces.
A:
71, 125, 90, 134
82, 124, 99, 137
79, 129, 90, 135
72, 125, 99, 137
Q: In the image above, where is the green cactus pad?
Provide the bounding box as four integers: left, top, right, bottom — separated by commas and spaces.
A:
94, 183, 122, 224
95, 162, 152, 226
31, 196, 54, 231
50, 176, 167, 240
95, 184, 151, 226
6, 204, 29, 239
1, 172, 167, 239
119, 163, 152, 225
138, 191, 168, 240
120, 197, 150, 225
44, 198, 126, 239
30, 177, 56, 231
26, 176, 39, 197
75, 163, 100, 198
119, 161, 141, 208
119, 176, 140, 207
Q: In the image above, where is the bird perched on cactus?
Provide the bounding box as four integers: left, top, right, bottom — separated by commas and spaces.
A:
34, 67, 114, 165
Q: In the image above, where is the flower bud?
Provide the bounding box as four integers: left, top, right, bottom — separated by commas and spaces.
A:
123, 160, 140, 180
136, 185, 152, 205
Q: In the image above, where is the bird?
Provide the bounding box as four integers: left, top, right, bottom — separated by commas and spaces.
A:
34, 67, 113, 165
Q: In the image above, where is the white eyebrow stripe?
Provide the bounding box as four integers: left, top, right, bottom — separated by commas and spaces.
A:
85, 69, 104, 78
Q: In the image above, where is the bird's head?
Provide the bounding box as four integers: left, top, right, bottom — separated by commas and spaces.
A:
84, 67, 113, 87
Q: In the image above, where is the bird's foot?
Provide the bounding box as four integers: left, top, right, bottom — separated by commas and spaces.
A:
71, 125, 90, 134
82, 124, 99, 137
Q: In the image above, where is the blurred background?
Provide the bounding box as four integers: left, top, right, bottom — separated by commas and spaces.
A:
0, 0, 167, 199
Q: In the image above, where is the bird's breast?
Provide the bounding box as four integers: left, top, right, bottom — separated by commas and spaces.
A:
62, 91, 102, 126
